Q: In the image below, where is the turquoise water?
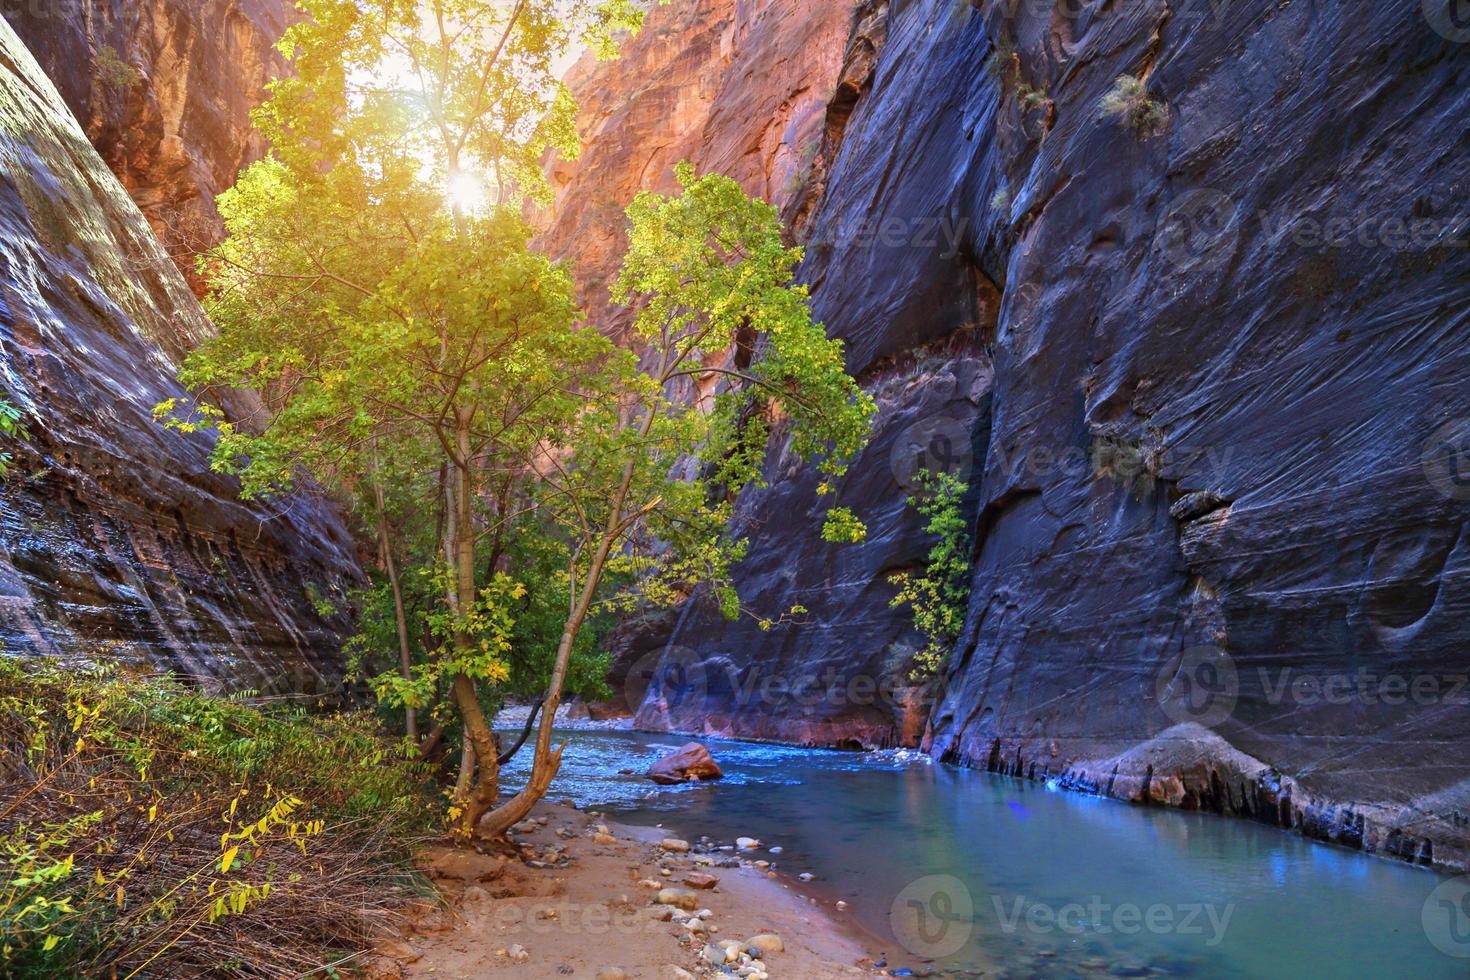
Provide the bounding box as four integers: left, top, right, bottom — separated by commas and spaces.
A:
499, 728, 1467, 978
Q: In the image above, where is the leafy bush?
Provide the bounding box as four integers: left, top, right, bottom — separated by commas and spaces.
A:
1099, 74, 1168, 136
94, 46, 141, 89
888, 470, 972, 680
0, 396, 25, 479
0, 661, 433, 977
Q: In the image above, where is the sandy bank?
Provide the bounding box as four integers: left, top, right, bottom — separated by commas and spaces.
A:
367, 803, 882, 979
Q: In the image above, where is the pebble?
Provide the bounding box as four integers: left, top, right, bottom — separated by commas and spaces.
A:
798, 872, 814, 881
835, 900, 848, 910
753, 860, 770, 869
768, 846, 783, 854
746, 933, 784, 955
507, 944, 529, 962
596, 969, 628, 980
593, 832, 617, 845
684, 871, 720, 890
659, 838, 691, 853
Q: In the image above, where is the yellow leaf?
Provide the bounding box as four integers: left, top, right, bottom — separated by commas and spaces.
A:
147, 803, 157, 822
43, 935, 59, 951
115, 885, 125, 909
220, 845, 240, 874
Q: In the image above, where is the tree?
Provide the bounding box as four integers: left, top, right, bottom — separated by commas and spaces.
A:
164, 0, 655, 836
477, 164, 876, 836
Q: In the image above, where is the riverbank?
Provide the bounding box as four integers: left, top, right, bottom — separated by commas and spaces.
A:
371, 802, 880, 978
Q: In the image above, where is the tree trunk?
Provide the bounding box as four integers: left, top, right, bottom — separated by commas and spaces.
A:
477, 371, 668, 838
371, 450, 417, 740
447, 416, 501, 836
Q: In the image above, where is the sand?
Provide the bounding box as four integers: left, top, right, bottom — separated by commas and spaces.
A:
367, 803, 882, 979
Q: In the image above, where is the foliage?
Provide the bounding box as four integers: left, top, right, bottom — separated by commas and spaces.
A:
483, 162, 876, 834
1017, 81, 1050, 111
368, 566, 520, 712
1099, 74, 1168, 136
501, 523, 615, 701
547, 162, 875, 616
888, 469, 972, 680
0, 396, 26, 480
991, 187, 1011, 213
0, 661, 432, 977
94, 46, 141, 90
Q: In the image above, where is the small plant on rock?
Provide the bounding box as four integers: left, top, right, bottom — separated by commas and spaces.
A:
1017, 82, 1051, 112
888, 469, 972, 681
94, 45, 141, 89
1099, 74, 1168, 136
0, 396, 24, 479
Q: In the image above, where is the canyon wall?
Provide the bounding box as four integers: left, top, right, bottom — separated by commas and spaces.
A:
0, 15, 359, 688
3, 0, 297, 297
555, 0, 1470, 869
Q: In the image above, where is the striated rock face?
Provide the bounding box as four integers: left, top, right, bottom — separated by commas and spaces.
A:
576, 1, 1470, 868
0, 18, 359, 690
3, 0, 297, 298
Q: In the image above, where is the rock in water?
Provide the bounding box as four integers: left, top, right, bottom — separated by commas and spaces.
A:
647, 742, 724, 785
0, 18, 359, 680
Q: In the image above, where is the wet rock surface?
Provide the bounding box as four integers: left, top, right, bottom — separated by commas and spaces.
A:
583, 1, 1470, 867
0, 19, 358, 684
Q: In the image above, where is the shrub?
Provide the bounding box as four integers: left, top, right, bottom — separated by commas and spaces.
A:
1099, 74, 1168, 136
0, 661, 433, 977
94, 46, 141, 90
888, 469, 972, 680
1017, 82, 1051, 112
0, 396, 24, 479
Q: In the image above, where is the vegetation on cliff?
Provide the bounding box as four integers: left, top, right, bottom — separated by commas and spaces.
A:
889, 470, 972, 680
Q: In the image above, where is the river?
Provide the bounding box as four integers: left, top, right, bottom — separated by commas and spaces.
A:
499, 727, 1465, 978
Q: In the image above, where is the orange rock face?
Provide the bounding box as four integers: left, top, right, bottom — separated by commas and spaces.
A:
536, 0, 857, 337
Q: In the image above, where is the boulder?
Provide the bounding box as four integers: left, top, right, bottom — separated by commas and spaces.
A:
647, 743, 724, 785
